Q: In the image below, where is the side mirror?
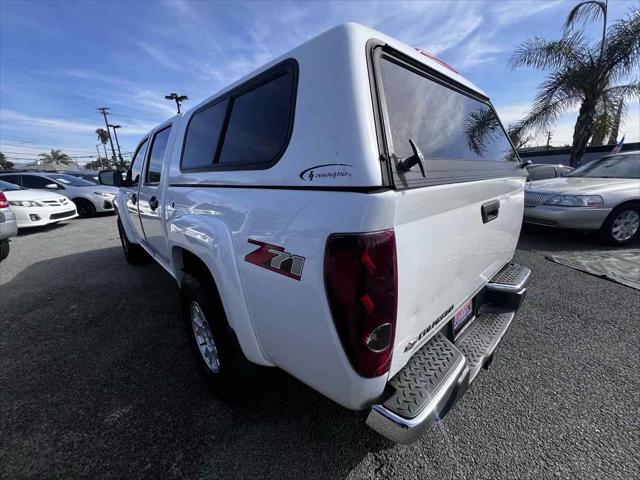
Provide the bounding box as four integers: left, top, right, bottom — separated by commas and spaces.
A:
45, 183, 59, 189
98, 170, 122, 187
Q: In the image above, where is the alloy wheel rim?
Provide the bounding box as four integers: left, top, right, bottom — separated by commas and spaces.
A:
190, 302, 220, 373
611, 209, 640, 242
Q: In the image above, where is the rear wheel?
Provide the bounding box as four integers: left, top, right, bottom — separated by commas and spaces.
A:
181, 272, 254, 396
0, 240, 9, 262
74, 198, 96, 218
117, 217, 147, 264
599, 204, 640, 245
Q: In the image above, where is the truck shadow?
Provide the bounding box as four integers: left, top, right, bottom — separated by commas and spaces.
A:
1, 246, 393, 478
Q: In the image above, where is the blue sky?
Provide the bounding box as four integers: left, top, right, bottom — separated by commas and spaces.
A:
1, 0, 638, 167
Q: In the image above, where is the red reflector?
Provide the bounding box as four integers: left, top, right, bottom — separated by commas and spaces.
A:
415, 48, 459, 74
0, 192, 9, 208
324, 229, 397, 378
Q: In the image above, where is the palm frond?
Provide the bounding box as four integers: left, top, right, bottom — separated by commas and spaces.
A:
463, 108, 501, 156
602, 81, 640, 101
602, 7, 640, 79
509, 33, 588, 71
564, 1, 606, 33
517, 90, 582, 135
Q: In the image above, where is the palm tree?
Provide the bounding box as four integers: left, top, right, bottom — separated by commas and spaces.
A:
96, 128, 111, 168
0, 152, 14, 170
38, 149, 74, 166
510, 2, 640, 166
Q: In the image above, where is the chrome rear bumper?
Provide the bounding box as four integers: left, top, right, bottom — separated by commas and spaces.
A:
366, 263, 530, 444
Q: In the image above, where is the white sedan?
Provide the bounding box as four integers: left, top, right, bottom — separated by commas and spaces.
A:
0, 179, 78, 228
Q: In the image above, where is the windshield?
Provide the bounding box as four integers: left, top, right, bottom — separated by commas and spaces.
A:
72, 174, 99, 184
0, 179, 22, 191
568, 154, 640, 179
48, 174, 96, 187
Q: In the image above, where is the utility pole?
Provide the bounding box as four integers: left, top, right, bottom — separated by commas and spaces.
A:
165, 93, 188, 114
97, 107, 118, 165
546, 131, 553, 149
108, 124, 124, 169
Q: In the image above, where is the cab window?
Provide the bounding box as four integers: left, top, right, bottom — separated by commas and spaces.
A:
145, 126, 172, 184
129, 138, 149, 186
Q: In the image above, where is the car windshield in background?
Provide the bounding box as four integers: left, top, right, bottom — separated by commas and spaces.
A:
0, 179, 22, 191
568, 154, 640, 179
380, 57, 517, 162
48, 174, 96, 187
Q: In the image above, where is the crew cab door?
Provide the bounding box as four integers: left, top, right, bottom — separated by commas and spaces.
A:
137, 124, 172, 263
122, 137, 149, 241
373, 49, 526, 373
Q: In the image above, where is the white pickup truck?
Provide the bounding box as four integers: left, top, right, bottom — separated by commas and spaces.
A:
101, 23, 531, 444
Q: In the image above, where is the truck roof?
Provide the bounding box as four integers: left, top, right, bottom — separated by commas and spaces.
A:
185, 23, 488, 119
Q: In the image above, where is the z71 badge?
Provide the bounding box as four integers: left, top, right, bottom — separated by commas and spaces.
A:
245, 239, 305, 280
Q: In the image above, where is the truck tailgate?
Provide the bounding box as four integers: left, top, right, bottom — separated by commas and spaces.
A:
390, 177, 524, 376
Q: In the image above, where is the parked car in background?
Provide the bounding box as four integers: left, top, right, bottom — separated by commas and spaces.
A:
0, 171, 118, 218
0, 191, 18, 261
101, 23, 531, 444
62, 171, 100, 184
525, 163, 574, 181
61, 170, 126, 186
524, 151, 640, 245
0, 179, 77, 228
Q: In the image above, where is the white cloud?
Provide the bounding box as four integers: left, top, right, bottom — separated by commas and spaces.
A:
0, 109, 155, 136
493, 0, 565, 25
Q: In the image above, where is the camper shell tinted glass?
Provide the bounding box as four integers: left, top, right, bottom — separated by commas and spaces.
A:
373, 47, 520, 189
180, 59, 298, 172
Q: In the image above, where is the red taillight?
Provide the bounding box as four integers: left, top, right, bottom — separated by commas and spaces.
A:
324, 229, 398, 378
0, 192, 9, 208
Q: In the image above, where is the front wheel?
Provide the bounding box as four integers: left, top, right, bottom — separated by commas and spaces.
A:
599, 204, 640, 245
181, 273, 255, 395
0, 240, 9, 262
74, 198, 96, 218
117, 217, 147, 264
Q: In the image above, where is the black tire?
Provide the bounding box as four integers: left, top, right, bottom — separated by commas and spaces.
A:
117, 217, 147, 264
74, 198, 96, 218
181, 272, 254, 396
599, 204, 640, 246
0, 240, 9, 262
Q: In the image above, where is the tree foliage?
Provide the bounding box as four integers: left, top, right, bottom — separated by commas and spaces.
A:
38, 149, 74, 166
0, 152, 14, 170
510, 3, 640, 166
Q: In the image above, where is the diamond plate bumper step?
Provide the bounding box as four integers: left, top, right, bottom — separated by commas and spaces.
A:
486, 262, 531, 293
366, 264, 529, 444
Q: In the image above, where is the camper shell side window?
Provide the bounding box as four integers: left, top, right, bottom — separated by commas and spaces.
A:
180, 59, 298, 173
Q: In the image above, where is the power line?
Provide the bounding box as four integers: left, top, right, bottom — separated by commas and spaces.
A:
0, 142, 99, 152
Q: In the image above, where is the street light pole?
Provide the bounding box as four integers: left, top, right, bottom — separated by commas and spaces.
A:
165, 93, 188, 114
108, 124, 124, 169
97, 107, 118, 165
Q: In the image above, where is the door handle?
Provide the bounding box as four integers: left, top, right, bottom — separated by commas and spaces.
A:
149, 196, 159, 211
131, 193, 137, 205
481, 200, 500, 224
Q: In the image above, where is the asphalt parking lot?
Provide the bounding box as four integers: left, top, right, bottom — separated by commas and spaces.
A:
1, 216, 639, 479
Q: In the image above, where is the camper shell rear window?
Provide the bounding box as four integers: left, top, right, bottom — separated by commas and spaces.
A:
373, 47, 520, 189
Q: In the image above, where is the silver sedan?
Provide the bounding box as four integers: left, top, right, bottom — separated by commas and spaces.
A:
524, 151, 640, 245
